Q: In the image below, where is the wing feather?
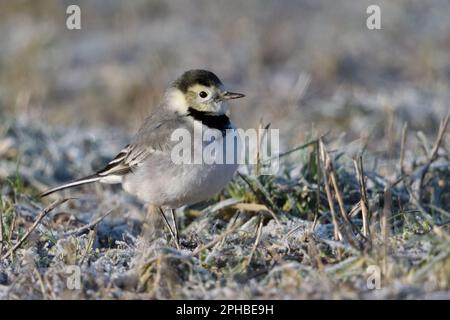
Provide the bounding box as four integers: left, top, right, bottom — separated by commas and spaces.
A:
96, 112, 186, 178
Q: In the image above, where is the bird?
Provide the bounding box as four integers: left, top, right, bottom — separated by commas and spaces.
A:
41, 69, 245, 248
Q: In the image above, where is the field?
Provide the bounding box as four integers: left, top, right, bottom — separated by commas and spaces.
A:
0, 0, 449, 299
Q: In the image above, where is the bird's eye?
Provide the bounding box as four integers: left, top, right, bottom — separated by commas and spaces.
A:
199, 91, 208, 98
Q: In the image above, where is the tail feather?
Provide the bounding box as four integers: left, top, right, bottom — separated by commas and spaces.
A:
40, 174, 101, 197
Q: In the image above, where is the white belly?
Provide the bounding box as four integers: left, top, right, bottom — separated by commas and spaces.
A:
122, 128, 240, 208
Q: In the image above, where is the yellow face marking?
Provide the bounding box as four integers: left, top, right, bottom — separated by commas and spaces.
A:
188, 84, 213, 95
166, 84, 225, 114
185, 84, 219, 113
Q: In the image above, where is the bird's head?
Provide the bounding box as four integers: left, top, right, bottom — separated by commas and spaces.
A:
165, 69, 245, 114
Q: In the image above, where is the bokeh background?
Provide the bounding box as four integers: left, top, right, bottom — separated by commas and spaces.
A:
0, 0, 449, 148
1, 0, 450, 300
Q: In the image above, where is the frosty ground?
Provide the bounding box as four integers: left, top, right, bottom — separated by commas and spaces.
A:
0, 113, 449, 299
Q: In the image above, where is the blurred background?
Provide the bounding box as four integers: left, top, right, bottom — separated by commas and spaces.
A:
0, 0, 449, 150
1, 0, 450, 300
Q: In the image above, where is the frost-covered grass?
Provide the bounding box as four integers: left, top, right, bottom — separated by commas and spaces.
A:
0, 112, 449, 299
1, 0, 450, 299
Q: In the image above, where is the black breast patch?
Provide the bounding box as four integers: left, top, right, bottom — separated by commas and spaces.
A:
187, 107, 231, 135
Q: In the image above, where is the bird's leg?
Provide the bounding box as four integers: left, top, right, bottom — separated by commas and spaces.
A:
170, 208, 180, 248
158, 207, 180, 250
144, 204, 165, 241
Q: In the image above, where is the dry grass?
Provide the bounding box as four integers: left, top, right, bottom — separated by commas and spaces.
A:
0, 109, 449, 299
1, 0, 450, 300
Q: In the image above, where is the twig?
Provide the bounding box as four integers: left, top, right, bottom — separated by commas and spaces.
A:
353, 155, 370, 238
2, 198, 69, 260
243, 217, 263, 269
158, 207, 180, 250
319, 139, 342, 241
312, 140, 321, 232
429, 111, 449, 158
63, 209, 113, 237
328, 164, 357, 234
320, 140, 366, 250
322, 141, 367, 244
170, 208, 180, 249
418, 111, 450, 203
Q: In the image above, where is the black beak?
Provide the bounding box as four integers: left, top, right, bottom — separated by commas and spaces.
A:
221, 91, 245, 100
